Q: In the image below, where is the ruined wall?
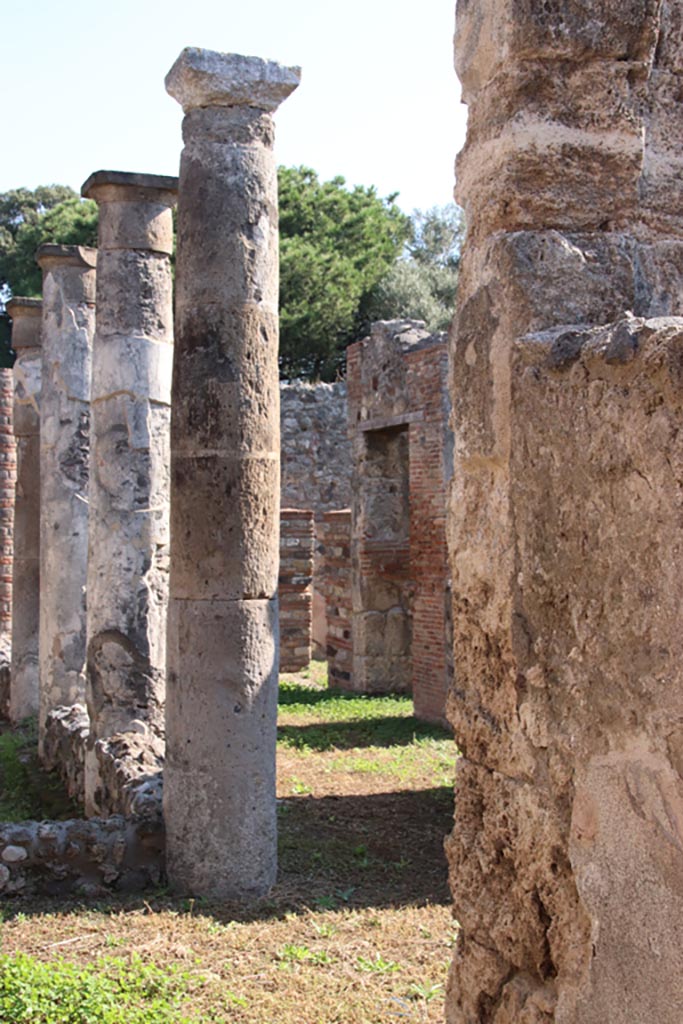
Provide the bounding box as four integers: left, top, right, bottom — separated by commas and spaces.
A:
280, 381, 351, 516
281, 380, 351, 655
279, 509, 314, 672
346, 321, 451, 722
447, 2, 683, 1021
318, 510, 353, 688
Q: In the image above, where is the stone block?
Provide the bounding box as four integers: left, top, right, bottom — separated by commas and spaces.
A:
170, 453, 279, 601
164, 596, 278, 897
455, 0, 660, 98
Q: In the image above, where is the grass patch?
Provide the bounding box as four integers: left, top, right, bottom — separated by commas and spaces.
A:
0, 951, 207, 1023
0, 719, 78, 822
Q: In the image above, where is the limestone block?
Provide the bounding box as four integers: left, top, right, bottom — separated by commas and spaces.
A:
165, 47, 300, 112
454, 0, 660, 98
91, 252, 174, 341
164, 597, 278, 897
170, 454, 279, 602
81, 172, 177, 253
456, 63, 644, 240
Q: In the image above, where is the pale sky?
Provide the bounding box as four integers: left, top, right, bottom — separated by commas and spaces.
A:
0, 0, 468, 214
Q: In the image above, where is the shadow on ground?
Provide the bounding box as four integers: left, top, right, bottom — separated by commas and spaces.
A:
277, 716, 451, 751
3, 786, 454, 925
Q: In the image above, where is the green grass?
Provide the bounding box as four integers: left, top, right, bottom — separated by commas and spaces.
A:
277, 682, 451, 753
0, 952, 209, 1024
0, 720, 78, 822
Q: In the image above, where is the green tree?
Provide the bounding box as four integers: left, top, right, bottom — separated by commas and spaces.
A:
364, 204, 463, 332
0, 174, 412, 381
278, 167, 411, 380
0, 188, 98, 301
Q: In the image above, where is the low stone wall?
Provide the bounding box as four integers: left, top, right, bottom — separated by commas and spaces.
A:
279, 509, 314, 672
95, 731, 164, 820
319, 510, 353, 688
43, 704, 89, 804
0, 815, 163, 897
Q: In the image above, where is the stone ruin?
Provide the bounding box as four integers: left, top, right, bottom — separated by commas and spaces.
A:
0, 4, 682, 1018
446, 0, 683, 1020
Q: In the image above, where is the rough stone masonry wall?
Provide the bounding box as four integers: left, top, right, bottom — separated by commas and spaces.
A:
446, 2, 683, 1022
279, 509, 314, 672
318, 510, 352, 689
280, 381, 351, 515
280, 379, 351, 654
346, 320, 451, 723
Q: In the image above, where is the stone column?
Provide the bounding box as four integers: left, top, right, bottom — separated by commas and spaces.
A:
80, 171, 177, 817
0, 366, 16, 668
164, 47, 300, 898
6, 299, 41, 722
36, 245, 96, 758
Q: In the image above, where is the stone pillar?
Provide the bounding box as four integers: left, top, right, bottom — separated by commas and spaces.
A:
164, 47, 300, 898
447, 3, 683, 1022
36, 245, 96, 758
0, 367, 16, 668
6, 299, 41, 722
80, 171, 177, 817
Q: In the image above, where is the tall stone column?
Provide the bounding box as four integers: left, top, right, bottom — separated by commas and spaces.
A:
80, 171, 177, 817
36, 245, 96, 757
0, 366, 16, 669
164, 48, 300, 897
6, 299, 41, 722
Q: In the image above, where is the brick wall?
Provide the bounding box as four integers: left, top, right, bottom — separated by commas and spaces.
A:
318, 510, 353, 689
279, 509, 315, 673
346, 321, 451, 724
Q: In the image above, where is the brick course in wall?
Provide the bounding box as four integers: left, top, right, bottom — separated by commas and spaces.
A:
346, 321, 452, 724
279, 509, 315, 673
318, 510, 353, 688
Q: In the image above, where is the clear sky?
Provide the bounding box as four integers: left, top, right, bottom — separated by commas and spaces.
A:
0, 0, 467, 214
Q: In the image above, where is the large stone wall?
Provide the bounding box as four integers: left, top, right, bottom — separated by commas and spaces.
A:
446, 2, 683, 1021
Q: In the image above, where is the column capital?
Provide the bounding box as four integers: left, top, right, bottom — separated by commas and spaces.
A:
81, 170, 178, 207
6, 298, 42, 349
6, 297, 42, 319
165, 47, 300, 114
35, 244, 97, 272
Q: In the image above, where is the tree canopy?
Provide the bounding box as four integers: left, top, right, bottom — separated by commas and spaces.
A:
278, 167, 411, 380
0, 180, 464, 380
363, 204, 463, 332
0, 186, 98, 301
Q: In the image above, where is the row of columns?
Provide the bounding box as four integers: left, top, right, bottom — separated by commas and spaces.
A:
6, 47, 300, 897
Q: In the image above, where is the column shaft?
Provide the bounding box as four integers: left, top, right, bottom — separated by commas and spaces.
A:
81, 171, 177, 817
164, 47, 300, 897
36, 245, 96, 757
7, 299, 41, 722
